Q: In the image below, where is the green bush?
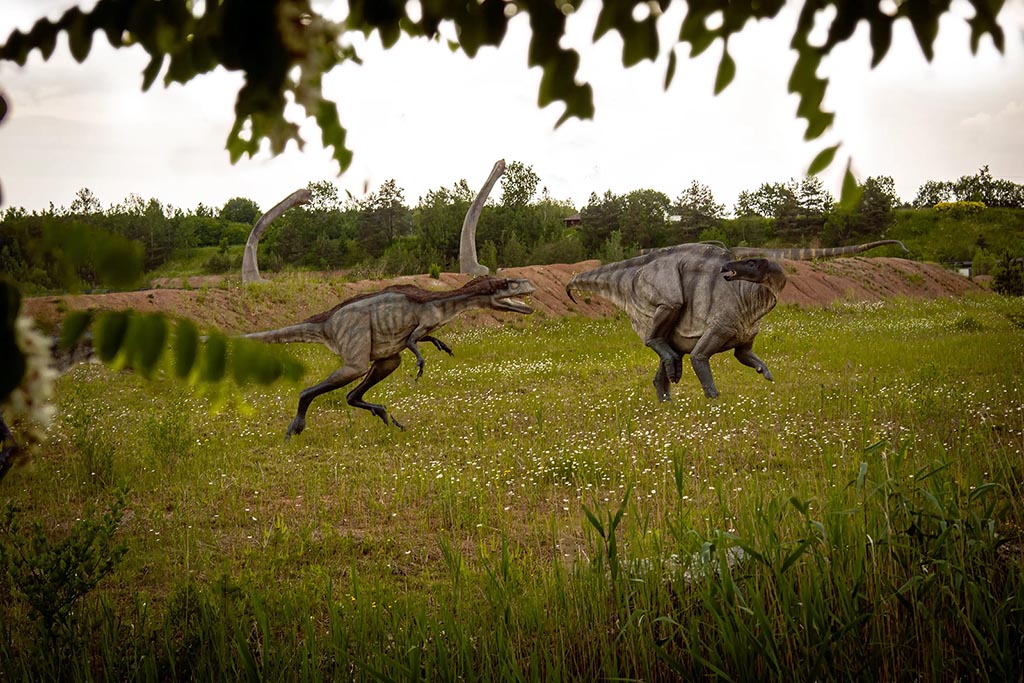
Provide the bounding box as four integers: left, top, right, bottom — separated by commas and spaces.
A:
934, 201, 986, 216
992, 254, 1024, 296
1, 491, 127, 640
202, 251, 235, 274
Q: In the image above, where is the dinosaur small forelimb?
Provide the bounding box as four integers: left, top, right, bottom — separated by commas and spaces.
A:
406, 340, 427, 380
422, 335, 453, 356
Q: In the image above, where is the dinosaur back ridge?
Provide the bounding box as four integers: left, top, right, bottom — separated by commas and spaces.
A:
303, 276, 513, 324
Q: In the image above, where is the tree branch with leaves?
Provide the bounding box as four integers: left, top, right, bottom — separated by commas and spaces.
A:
0, 0, 1009, 191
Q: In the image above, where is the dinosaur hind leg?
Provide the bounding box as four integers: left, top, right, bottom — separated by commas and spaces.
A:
646, 338, 681, 402
645, 304, 684, 402
288, 364, 365, 438
346, 355, 405, 429
690, 330, 731, 399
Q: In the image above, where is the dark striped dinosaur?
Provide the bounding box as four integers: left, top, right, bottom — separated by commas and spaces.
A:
566, 240, 906, 402
244, 276, 534, 437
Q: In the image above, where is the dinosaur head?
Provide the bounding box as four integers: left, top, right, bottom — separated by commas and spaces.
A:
490, 277, 535, 314
721, 258, 787, 291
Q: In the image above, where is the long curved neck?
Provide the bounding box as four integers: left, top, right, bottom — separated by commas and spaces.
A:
460, 160, 505, 276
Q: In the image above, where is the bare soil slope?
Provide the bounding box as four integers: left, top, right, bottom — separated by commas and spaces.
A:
23, 258, 987, 333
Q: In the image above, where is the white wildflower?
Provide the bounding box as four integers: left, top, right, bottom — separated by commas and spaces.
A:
2, 315, 58, 445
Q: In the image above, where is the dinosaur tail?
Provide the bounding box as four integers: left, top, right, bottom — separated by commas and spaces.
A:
566, 263, 635, 309
731, 240, 908, 260
242, 322, 327, 345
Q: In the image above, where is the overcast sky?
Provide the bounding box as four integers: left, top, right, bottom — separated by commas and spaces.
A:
1, 1, 1022, 216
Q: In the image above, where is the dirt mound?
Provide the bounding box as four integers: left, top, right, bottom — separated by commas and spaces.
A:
23, 258, 987, 333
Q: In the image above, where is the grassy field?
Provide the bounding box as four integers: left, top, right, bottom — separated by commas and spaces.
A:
2, 294, 1023, 681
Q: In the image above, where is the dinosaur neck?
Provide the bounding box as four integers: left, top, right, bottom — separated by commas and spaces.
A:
739, 269, 785, 320
424, 292, 497, 324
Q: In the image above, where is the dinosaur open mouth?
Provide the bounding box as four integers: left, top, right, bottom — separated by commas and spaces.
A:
721, 269, 737, 281
498, 295, 534, 314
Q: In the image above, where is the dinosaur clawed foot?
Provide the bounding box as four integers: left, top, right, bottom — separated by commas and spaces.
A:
286, 416, 306, 439
759, 366, 774, 382
653, 372, 672, 402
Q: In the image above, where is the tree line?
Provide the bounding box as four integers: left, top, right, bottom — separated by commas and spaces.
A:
1, 163, 1021, 294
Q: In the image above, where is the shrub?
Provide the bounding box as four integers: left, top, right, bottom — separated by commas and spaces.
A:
1, 491, 127, 640
971, 247, 998, 276
991, 254, 1024, 296
202, 251, 235, 274
934, 201, 986, 217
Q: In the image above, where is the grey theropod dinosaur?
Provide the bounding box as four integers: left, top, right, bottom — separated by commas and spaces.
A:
244, 276, 535, 437
565, 240, 906, 402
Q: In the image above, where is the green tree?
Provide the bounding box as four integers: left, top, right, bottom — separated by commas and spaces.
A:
913, 180, 954, 208
69, 187, 102, 215
219, 197, 261, 225
601, 229, 625, 263
952, 165, 1024, 207
580, 191, 625, 257
797, 176, 834, 216
413, 181, 472, 269
306, 180, 341, 213
671, 181, 724, 242
858, 176, 897, 233
735, 182, 799, 221
502, 231, 529, 267
357, 179, 411, 259
500, 161, 540, 208
991, 254, 1024, 296
621, 189, 671, 249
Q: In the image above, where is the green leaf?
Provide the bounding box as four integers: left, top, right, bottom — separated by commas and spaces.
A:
202, 333, 228, 383
94, 311, 130, 363
780, 536, 816, 574
789, 496, 809, 515
173, 320, 199, 379
59, 310, 93, 351
582, 505, 605, 539
230, 338, 255, 385
713, 46, 735, 95
66, 9, 93, 63
125, 313, 167, 378
94, 238, 143, 288
807, 143, 840, 175
840, 159, 861, 208
142, 54, 164, 91
867, 16, 893, 67
29, 20, 59, 61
